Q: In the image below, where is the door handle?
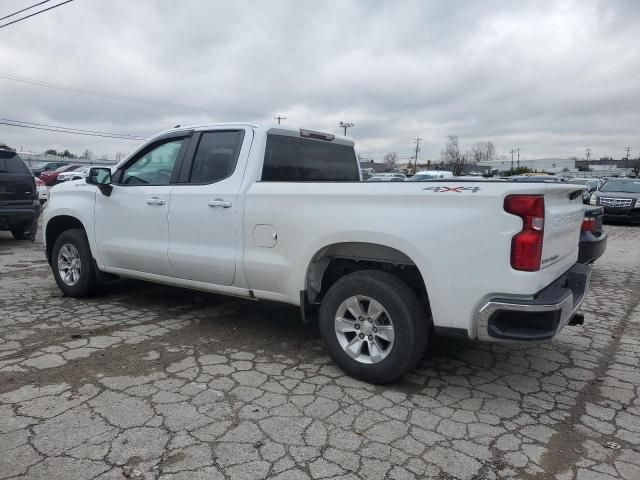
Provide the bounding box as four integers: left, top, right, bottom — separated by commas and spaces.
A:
208, 199, 232, 208
146, 197, 166, 206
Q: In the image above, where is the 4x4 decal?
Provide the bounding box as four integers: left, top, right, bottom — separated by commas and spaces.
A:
423, 186, 481, 193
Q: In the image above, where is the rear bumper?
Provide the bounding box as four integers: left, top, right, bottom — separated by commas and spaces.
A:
578, 231, 607, 264
476, 263, 591, 342
0, 203, 41, 230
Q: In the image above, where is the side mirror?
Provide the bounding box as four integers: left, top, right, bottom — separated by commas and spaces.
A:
86, 167, 113, 196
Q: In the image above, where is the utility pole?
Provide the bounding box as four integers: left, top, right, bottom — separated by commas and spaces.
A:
516, 148, 521, 169
273, 115, 286, 124
339, 121, 354, 136
625, 146, 631, 171
510, 149, 515, 174
413, 137, 422, 174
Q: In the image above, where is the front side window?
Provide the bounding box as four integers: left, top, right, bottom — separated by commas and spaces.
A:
189, 131, 243, 184
121, 139, 184, 185
262, 134, 359, 182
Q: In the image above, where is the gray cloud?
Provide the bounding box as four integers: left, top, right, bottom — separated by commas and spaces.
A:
0, 0, 638, 161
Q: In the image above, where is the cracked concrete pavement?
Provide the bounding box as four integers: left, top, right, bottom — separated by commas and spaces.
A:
0, 223, 639, 479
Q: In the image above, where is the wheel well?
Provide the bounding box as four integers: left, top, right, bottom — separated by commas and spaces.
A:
305, 242, 429, 309
45, 216, 86, 263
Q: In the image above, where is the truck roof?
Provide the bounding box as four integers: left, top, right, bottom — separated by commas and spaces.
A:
149, 123, 353, 145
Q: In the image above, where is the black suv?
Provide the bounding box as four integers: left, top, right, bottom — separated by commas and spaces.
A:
591, 179, 640, 223
0, 144, 41, 240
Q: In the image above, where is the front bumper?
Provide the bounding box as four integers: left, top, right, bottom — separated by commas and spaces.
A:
476, 263, 591, 342
602, 207, 640, 223
578, 231, 607, 264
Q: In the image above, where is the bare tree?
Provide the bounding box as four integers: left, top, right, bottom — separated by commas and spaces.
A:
81, 150, 93, 161
384, 152, 398, 171
441, 135, 470, 176
115, 152, 125, 163
470, 141, 496, 163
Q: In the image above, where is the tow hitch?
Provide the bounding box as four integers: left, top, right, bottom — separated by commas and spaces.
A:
568, 313, 585, 326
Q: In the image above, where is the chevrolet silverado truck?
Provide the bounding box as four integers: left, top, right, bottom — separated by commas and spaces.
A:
43, 124, 590, 383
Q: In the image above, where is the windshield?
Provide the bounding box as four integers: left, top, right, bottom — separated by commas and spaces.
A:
600, 181, 640, 194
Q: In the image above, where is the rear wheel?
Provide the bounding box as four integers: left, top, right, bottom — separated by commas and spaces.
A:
51, 229, 99, 297
319, 270, 428, 384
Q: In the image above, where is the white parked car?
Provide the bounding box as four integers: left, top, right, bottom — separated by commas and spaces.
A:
43, 124, 590, 383
55, 166, 90, 183
57, 166, 113, 183
408, 170, 454, 181
34, 177, 49, 204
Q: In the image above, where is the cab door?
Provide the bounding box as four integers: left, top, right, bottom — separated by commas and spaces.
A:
167, 128, 251, 285
94, 133, 191, 277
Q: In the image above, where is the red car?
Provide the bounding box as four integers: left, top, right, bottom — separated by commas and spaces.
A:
39, 164, 82, 186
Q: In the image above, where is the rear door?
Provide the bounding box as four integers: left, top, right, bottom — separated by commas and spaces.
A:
541, 185, 585, 269
167, 128, 251, 285
0, 149, 35, 208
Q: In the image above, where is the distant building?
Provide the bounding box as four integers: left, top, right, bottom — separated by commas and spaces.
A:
359, 160, 387, 173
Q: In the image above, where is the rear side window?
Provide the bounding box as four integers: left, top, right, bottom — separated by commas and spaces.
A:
262, 134, 359, 182
0, 150, 30, 174
189, 131, 244, 184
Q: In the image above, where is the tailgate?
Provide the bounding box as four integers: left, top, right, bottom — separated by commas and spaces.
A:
541, 185, 584, 269
0, 174, 35, 206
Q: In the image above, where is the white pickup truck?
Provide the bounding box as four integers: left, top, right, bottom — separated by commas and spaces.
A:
43, 123, 590, 383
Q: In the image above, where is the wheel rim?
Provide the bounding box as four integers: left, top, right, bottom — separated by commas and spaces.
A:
57, 244, 82, 286
334, 295, 395, 364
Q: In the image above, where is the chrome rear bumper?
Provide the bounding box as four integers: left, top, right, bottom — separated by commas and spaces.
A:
476, 263, 591, 342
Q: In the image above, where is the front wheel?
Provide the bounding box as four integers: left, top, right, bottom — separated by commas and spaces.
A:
51, 229, 99, 297
319, 270, 428, 384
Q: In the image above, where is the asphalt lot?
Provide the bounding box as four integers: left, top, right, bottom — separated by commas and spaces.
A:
0, 223, 639, 480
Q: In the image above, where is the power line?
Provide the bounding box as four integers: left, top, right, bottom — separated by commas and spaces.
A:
0, 0, 50, 22
0, 117, 145, 139
0, 0, 74, 29
0, 72, 206, 111
0, 118, 146, 141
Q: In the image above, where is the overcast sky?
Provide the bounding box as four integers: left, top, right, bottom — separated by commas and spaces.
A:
0, 0, 639, 161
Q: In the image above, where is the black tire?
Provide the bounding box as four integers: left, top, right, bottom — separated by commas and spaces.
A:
11, 227, 26, 240
51, 229, 99, 297
319, 270, 428, 384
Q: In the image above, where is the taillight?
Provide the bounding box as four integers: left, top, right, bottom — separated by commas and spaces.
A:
504, 195, 545, 271
581, 216, 596, 232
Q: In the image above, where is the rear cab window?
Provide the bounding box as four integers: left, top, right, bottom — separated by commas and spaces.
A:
261, 131, 359, 182
0, 149, 30, 175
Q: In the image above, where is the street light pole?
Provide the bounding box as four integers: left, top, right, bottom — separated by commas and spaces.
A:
339, 121, 354, 136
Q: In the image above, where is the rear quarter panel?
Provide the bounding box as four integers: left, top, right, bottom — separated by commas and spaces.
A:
242, 181, 582, 336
